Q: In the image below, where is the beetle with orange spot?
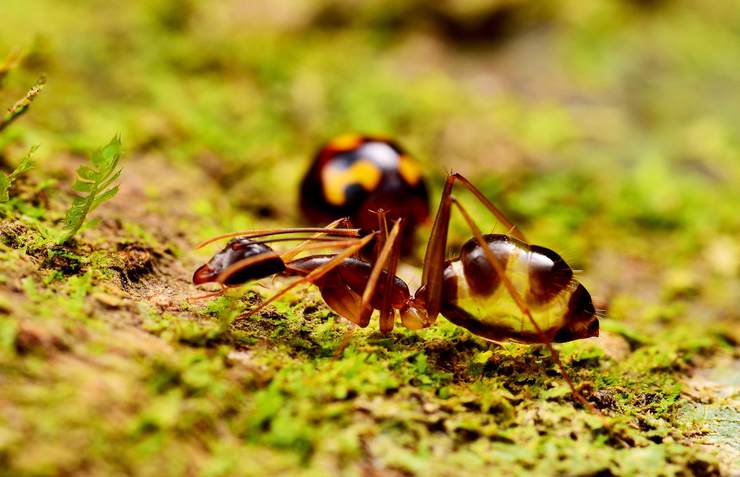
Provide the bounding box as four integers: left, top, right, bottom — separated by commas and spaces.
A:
299, 134, 430, 254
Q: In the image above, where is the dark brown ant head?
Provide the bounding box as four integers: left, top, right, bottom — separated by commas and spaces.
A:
554, 284, 599, 342
193, 237, 286, 286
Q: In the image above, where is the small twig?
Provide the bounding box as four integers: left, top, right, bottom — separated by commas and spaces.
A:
0, 76, 46, 133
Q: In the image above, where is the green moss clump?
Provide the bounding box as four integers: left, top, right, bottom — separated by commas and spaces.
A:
1, 0, 738, 475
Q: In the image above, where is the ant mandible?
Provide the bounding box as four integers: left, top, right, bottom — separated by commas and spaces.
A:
193, 173, 600, 412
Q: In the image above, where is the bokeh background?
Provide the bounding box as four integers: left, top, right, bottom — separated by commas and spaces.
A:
0, 1, 738, 476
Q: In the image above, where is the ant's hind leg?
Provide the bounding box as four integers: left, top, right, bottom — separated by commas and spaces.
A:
418, 175, 455, 321
448, 173, 527, 242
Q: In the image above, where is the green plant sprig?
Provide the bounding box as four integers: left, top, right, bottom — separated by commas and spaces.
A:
0, 145, 37, 202
0, 76, 46, 134
58, 135, 122, 244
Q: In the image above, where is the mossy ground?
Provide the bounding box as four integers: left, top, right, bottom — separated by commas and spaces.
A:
0, 1, 738, 476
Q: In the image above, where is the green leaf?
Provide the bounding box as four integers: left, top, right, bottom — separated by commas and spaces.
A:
91, 185, 119, 210
0, 174, 9, 202
8, 145, 37, 180
72, 180, 94, 193
97, 169, 122, 192
0, 146, 37, 203
58, 135, 123, 243
76, 166, 97, 181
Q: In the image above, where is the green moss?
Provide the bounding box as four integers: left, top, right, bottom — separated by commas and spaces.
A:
0, 0, 738, 475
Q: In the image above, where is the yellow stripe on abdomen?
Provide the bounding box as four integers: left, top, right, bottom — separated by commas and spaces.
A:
450, 247, 574, 339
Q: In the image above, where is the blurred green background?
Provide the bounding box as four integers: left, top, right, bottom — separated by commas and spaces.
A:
0, 1, 738, 476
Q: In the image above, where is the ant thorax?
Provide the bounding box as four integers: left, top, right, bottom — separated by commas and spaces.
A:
438, 234, 598, 344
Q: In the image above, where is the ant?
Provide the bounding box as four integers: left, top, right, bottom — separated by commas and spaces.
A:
193, 173, 601, 412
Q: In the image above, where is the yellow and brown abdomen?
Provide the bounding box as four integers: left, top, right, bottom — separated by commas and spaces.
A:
440, 234, 598, 343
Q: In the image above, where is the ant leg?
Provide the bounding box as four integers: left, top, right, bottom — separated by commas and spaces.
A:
419, 174, 455, 321
450, 197, 599, 415
281, 217, 353, 261
447, 172, 527, 242
378, 219, 402, 334
372, 209, 389, 262
418, 171, 528, 324
356, 219, 403, 332
241, 233, 376, 319
369, 209, 403, 333
188, 284, 229, 303
333, 325, 355, 359
371, 209, 397, 262
196, 225, 360, 249
345, 216, 365, 259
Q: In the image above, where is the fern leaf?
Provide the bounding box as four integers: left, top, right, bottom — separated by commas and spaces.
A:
0, 145, 37, 203
91, 185, 119, 210
0, 175, 10, 203
58, 136, 122, 244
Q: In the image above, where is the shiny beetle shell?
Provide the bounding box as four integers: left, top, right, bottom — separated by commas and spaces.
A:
299, 134, 430, 252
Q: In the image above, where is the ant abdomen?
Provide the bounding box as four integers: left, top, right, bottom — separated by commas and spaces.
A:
193, 237, 286, 286
439, 234, 598, 343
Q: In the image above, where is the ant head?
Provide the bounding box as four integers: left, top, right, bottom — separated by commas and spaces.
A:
193, 237, 286, 286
